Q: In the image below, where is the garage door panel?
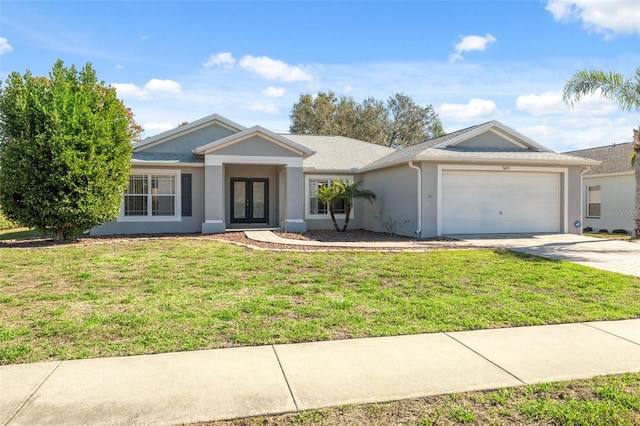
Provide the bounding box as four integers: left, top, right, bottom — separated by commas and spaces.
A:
441, 170, 560, 234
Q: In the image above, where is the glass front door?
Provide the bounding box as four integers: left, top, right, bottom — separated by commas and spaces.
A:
230, 178, 269, 223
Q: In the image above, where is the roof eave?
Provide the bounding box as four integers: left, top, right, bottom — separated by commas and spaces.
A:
412, 155, 601, 166
131, 160, 204, 167
303, 167, 362, 174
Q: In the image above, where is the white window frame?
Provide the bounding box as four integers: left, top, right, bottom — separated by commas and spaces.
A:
586, 185, 601, 219
304, 175, 355, 220
118, 169, 182, 222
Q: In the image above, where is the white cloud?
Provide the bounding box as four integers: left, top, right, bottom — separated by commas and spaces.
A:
116, 64, 124, 70
144, 78, 182, 94
143, 122, 175, 136
449, 33, 497, 62
139, 33, 149, 41
203, 52, 236, 68
262, 86, 285, 97
239, 55, 313, 82
438, 99, 500, 121
546, 0, 640, 38
248, 102, 279, 114
516, 90, 618, 116
112, 83, 149, 100
112, 79, 181, 100
519, 114, 637, 152
0, 37, 14, 55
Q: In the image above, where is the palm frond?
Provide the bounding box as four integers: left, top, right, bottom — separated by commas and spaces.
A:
563, 67, 640, 112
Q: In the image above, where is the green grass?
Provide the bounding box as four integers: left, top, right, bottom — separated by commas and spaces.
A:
209, 373, 640, 425
0, 227, 51, 240
1, 238, 639, 365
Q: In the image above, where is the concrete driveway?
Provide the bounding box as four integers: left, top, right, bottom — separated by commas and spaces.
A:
460, 234, 640, 277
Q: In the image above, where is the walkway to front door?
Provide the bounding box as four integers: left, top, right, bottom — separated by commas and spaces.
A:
230, 178, 269, 224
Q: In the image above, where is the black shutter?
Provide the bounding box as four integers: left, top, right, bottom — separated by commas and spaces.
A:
181, 173, 192, 217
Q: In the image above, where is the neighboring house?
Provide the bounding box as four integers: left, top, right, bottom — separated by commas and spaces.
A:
566, 142, 634, 233
91, 114, 598, 237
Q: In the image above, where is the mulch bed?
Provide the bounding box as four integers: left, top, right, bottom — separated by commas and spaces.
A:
0, 229, 462, 251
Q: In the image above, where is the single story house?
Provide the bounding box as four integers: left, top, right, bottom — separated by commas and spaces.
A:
566, 142, 635, 233
91, 114, 598, 238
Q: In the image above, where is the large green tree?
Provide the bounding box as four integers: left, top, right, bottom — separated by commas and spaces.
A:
290, 92, 445, 147
563, 66, 640, 236
0, 60, 139, 240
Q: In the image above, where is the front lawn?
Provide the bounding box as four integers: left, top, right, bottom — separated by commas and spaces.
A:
1, 238, 639, 364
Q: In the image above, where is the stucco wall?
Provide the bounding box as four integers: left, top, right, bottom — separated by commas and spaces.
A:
142, 124, 236, 154
362, 165, 419, 237
90, 166, 205, 235
455, 133, 524, 150
420, 163, 439, 237
583, 173, 634, 233
566, 167, 584, 235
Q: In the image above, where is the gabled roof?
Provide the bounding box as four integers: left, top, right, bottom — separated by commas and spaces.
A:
283, 134, 396, 173
430, 120, 551, 151
566, 142, 633, 176
133, 114, 246, 152
193, 126, 315, 156
414, 122, 487, 149
360, 121, 597, 171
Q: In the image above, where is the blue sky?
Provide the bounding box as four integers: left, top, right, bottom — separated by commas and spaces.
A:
0, 0, 639, 152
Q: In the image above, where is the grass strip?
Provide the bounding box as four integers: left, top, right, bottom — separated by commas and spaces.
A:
203, 373, 640, 425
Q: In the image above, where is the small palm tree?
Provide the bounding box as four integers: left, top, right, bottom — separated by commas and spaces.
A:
563, 67, 640, 236
316, 180, 376, 232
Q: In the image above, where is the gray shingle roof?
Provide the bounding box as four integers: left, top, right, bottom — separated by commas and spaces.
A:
282, 134, 396, 172
129, 120, 599, 171
361, 147, 599, 171
565, 142, 633, 175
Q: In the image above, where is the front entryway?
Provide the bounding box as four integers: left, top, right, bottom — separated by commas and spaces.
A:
230, 178, 269, 223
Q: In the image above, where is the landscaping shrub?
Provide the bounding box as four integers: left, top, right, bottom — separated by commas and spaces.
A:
612, 229, 629, 234
598, 229, 609, 233
0, 211, 16, 230
584, 226, 593, 232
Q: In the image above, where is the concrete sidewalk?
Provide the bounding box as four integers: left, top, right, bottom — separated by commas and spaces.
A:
2, 319, 639, 426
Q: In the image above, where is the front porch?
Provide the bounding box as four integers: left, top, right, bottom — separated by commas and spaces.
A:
200, 160, 308, 234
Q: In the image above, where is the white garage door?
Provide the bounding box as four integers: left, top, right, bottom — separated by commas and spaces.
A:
441, 170, 560, 234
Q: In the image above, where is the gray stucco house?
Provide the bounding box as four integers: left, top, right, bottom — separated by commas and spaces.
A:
567, 142, 635, 233
91, 114, 598, 237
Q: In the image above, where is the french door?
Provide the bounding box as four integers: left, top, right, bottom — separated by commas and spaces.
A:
230, 178, 269, 223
